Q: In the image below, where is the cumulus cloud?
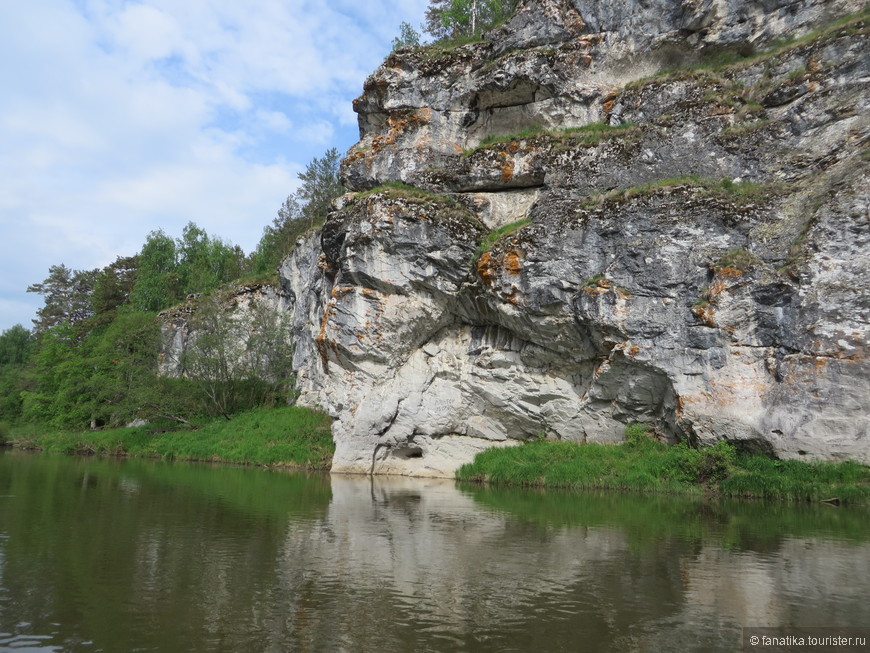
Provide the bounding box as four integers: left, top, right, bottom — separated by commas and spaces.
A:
0, 0, 429, 331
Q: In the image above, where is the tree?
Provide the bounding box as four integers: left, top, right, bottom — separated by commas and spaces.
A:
0, 325, 34, 423
85, 311, 162, 427
296, 147, 344, 228
27, 264, 99, 332
129, 224, 245, 312
250, 149, 345, 275
423, 0, 519, 39
176, 222, 245, 296
423, 0, 453, 40
250, 196, 304, 275
0, 325, 32, 367
181, 294, 295, 419
129, 230, 180, 312
92, 255, 139, 317
392, 21, 422, 51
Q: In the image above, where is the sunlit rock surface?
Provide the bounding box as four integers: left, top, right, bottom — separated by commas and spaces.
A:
161, 0, 869, 475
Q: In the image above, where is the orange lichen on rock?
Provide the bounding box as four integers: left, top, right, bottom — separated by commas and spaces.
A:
413, 107, 432, 124
602, 90, 618, 114
500, 156, 515, 181
504, 249, 522, 275
692, 303, 716, 326
583, 277, 612, 295
477, 251, 496, 286
706, 278, 728, 300
716, 266, 744, 278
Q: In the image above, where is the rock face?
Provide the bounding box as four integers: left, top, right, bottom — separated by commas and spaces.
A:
159, 284, 293, 378
227, 0, 869, 476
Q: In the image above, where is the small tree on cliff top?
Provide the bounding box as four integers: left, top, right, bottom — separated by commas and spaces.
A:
423, 0, 519, 39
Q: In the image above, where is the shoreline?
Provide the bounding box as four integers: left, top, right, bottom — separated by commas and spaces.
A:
6, 418, 869, 505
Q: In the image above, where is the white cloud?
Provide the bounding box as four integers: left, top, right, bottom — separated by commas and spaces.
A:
255, 109, 294, 134
0, 0, 430, 331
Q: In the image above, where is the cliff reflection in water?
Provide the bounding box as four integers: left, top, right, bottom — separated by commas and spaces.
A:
0, 454, 868, 653
293, 476, 869, 652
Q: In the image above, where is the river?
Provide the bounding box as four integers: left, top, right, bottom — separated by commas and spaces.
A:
0, 450, 868, 652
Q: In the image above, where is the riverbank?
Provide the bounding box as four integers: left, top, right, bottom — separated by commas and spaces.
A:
5, 405, 334, 469
456, 425, 870, 505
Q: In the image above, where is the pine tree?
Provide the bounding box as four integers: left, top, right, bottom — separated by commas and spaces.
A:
27, 264, 98, 332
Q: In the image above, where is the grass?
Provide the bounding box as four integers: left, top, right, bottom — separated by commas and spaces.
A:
357, 180, 444, 201
463, 122, 636, 157
456, 424, 870, 505
357, 181, 487, 232
9, 405, 335, 469
409, 34, 487, 61
625, 6, 869, 90
714, 247, 760, 273
472, 217, 532, 263
578, 175, 777, 208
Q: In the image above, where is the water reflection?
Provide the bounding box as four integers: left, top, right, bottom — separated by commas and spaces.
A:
0, 452, 868, 653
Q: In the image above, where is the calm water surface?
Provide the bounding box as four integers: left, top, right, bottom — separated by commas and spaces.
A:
0, 450, 868, 652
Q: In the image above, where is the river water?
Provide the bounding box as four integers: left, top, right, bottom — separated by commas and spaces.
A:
0, 450, 867, 652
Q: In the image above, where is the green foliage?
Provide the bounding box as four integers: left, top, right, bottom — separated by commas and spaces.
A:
358, 180, 444, 201
129, 224, 245, 312
13, 405, 334, 469
0, 324, 33, 366
423, 0, 519, 40
578, 175, 777, 209
249, 196, 306, 277
473, 217, 531, 262
296, 147, 344, 226
181, 293, 296, 419
391, 21, 421, 51
128, 229, 181, 312
91, 255, 138, 316
14, 148, 343, 436
463, 122, 636, 156
250, 148, 344, 276
26, 264, 99, 332
462, 484, 870, 549
19, 312, 163, 430
714, 248, 760, 272
625, 7, 869, 89
176, 223, 244, 296
457, 424, 870, 504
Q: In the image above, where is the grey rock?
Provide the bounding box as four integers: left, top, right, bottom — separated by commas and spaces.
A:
165, 0, 869, 475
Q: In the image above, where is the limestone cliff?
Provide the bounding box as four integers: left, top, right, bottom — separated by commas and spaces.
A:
174, 0, 870, 476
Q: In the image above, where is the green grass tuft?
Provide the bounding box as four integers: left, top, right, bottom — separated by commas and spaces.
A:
578, 175, 779, 209
357, 180, 445, 202
10, 406, 334, 469
463, 122, 636, 157
472, 217, 532, 264
457, 424, 870, 505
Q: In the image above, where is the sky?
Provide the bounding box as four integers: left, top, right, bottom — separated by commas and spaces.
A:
0, 0, 430, 332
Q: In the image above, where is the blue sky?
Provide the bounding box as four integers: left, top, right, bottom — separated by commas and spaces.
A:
0, 0, 429, 332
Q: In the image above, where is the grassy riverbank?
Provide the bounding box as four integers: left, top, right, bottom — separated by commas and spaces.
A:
6, 405, 334, 469
457, 425, 870, 505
